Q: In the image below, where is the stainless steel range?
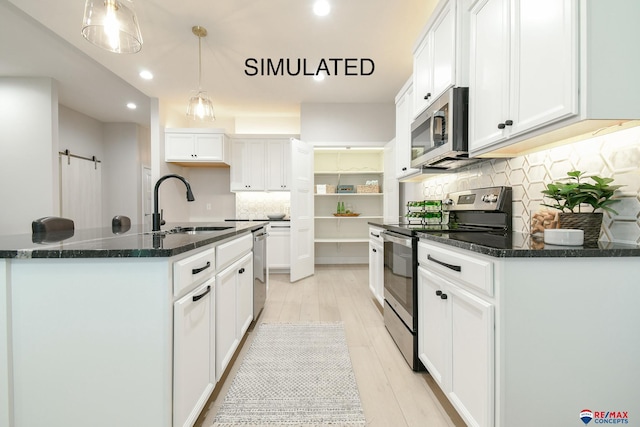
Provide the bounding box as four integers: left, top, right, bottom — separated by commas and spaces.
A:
381, 186, 512, 371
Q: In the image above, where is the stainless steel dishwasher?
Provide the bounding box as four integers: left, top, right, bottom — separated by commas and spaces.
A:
252, 227, 268, 320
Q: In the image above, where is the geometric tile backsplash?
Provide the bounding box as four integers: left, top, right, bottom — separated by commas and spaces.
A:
418, 125, 640, 245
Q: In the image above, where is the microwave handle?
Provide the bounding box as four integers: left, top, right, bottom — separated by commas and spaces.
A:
432, 111, 446, 144
431, 110, 447, 146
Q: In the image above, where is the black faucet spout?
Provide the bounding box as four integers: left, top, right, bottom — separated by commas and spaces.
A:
152, 174, 195, 232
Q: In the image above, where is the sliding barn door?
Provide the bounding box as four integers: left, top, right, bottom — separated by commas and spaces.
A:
59, 155, 102, 229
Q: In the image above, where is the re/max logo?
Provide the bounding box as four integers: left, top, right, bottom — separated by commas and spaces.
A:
594, 412, 629, 419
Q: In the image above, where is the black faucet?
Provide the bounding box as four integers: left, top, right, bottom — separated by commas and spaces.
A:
152, 174, 195, 232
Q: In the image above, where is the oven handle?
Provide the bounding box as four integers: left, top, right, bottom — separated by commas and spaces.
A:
427, 254, 462, 272
380, 231, 412, 247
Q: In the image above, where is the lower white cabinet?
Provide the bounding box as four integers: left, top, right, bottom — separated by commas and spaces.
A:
418, 265, 494, 427
368, 227, 384, 307
215, 252, 253, 381
267, 223, 290, 271
173, 279, 215, 427
236, 253, 254, 339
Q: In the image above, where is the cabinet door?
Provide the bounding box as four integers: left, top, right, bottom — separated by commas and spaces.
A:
509, 0, 577, 137
194, 134, 224, 161
469, 0, 510, 151
266, 140, 290, 190
417, 267, 449, 387
173, 280, 214, 427
165, 133, 195, 161
431, 0, 455, 101
215, 264, 239, 381
267, 229, 291, 269
368, 240, 384, 306
449, 285, 494, 427
236, 253, 253, 339
395, 83, 419, 178
230, 140, 265, 191
413, 33, 433, 117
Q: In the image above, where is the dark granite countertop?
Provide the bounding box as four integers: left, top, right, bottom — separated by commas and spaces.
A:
0, 221, 268, 259
416, 231, 640, 258
368, 221, 640, 257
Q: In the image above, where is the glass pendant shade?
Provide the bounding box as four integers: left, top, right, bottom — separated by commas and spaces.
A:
82, 0, 143, 54
187, 91, 216, 121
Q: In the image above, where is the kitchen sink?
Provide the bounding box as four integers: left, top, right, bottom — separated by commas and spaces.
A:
170, 226, 233, 234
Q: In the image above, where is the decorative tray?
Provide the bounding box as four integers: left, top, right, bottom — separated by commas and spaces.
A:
333, 213, 360, 217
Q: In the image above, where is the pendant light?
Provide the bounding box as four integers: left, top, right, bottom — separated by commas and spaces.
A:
186, 26, 216, 122
81, 0, 143, 54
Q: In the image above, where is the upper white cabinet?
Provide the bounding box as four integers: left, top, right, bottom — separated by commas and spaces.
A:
230, 136, 293, 192
266, 140, 291, 190
469, 0, 640, 157
230, 139, 266, 191
394, 78, 419, 179
165, 128, 230, 165
469, 0, 577, 153
412, 0, 468, 118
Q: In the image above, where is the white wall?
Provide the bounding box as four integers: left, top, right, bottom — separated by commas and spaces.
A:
0, 77, 58, 235
103, 123, 142, 225
300, 103, 395, 146
58, 106, 104, 159
186, 168, 236, 221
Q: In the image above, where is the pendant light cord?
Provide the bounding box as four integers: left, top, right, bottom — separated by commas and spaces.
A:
198, 35, 203, 91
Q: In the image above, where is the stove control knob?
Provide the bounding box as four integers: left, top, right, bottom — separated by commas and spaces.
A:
482, 194, 498, 203
442, 198, 454, 206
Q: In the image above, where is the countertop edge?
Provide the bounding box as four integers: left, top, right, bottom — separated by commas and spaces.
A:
0, 222, 268, 259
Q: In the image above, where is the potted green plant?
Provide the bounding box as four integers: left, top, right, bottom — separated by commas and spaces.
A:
541, 170, 623, 243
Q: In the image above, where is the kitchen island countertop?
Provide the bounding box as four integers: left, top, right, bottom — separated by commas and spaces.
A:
0, 221, 268, 259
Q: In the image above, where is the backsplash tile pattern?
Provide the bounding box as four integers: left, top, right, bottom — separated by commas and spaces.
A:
235, 192, 291, 220
419, 126, 640, 244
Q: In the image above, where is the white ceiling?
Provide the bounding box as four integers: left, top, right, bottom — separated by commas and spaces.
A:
1, 0, 436, 127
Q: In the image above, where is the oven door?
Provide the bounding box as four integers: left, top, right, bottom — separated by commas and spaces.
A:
381, 231, 416, 332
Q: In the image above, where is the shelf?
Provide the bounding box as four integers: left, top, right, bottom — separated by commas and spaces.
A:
314, 216, 383, 219
314, 238, 369, 243
314, 193, 382, 196
315, 170, 383, 175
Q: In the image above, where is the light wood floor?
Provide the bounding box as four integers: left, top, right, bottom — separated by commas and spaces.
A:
195, 265, 466, 427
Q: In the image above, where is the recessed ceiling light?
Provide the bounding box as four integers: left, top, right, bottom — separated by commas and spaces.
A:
126, 103, 137, 110
139, 70, 153, 80
313, 0, 330, 16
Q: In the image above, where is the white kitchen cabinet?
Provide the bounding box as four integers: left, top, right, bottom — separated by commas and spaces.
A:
468, 0, 576, 153
215, 251, 253, 381
412, 0, 467, 118
469, 0, 640, 158
230, 139, 265, 191
266, 140, 291, 190
215, 258, 239, 381
368, 227, 384, 307
418, 261, 494, 427
394, 78, 419, 179
165, 129, 230, 165
267, 222, 290, 271
173, 279, 215, 427
235, 252, 254, 338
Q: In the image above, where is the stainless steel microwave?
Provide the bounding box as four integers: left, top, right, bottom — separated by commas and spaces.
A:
410, 87, 476, 170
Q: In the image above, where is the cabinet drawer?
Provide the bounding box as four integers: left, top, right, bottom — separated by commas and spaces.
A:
216, 233, 253, 270
418, 241, 494, 296
369, 227, 384, 243
174, 247, 216, 296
